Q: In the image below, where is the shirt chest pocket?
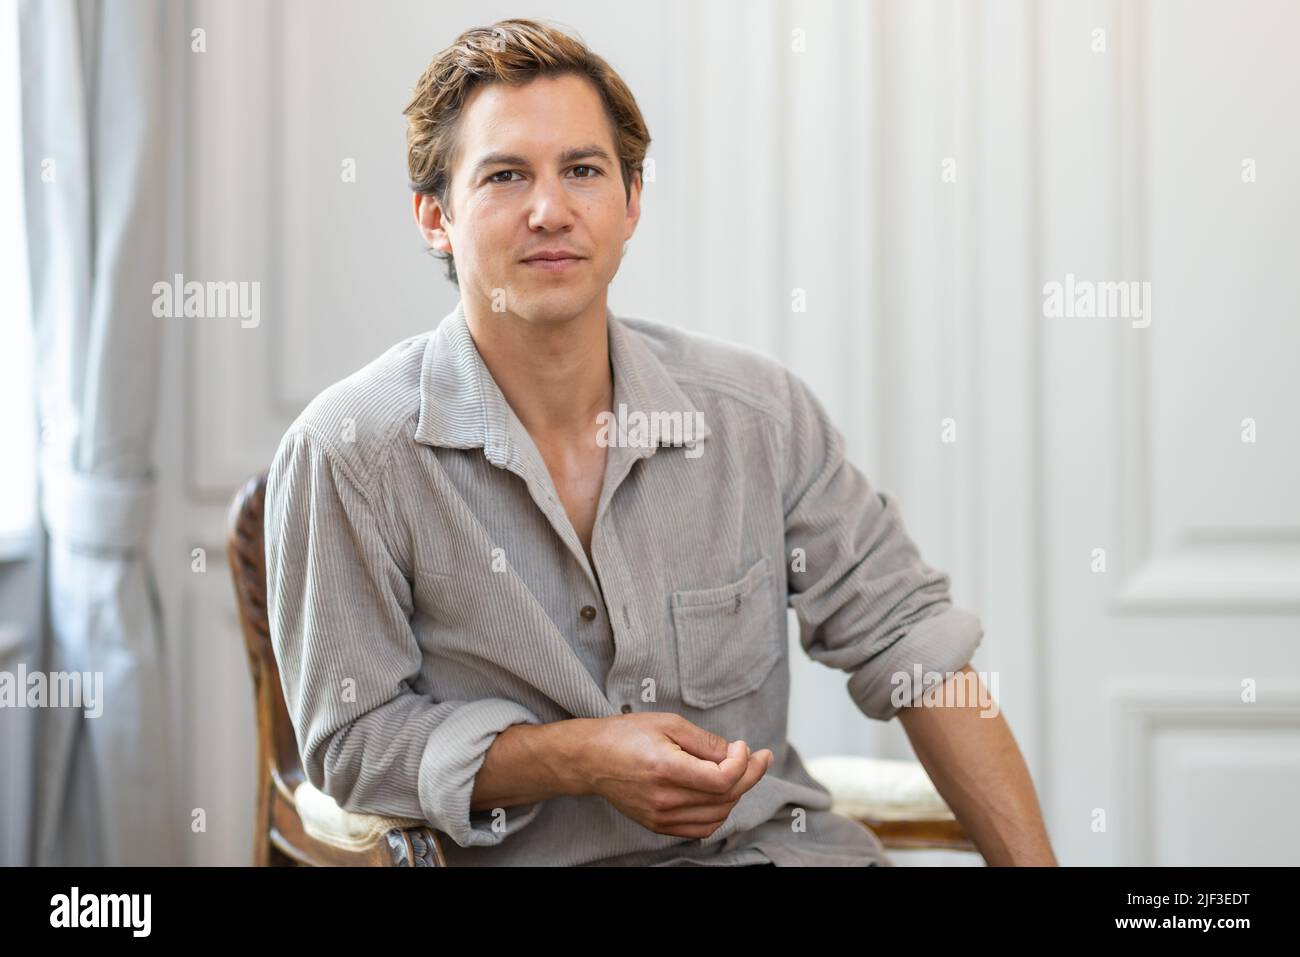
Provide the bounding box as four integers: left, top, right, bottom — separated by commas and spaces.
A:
670, 556, 780, 709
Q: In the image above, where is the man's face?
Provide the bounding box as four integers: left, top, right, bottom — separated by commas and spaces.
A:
415, 73, 641, 322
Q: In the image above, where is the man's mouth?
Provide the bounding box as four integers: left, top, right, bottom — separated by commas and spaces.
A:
521, 254, 585, 271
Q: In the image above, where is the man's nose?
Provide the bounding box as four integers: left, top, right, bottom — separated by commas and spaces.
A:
527, 175, 576, 230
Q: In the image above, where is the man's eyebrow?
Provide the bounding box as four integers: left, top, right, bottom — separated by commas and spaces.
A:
470, 144, 614, 179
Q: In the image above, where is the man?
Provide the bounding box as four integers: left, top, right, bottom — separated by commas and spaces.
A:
264, 18, 1057, 867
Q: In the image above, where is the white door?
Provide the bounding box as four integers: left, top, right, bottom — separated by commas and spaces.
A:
1037, 0, 1300, 866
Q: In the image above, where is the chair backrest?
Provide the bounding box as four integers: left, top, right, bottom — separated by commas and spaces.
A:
225, 471, 305, 800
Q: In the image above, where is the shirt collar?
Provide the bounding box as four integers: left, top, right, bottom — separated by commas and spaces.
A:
413, 299, 710, 468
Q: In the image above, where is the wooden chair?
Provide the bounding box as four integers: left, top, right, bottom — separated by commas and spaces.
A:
225, 471, 441, 866
226, 470, 979, 867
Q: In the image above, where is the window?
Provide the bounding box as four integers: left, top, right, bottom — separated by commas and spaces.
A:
0, 1, 37, 560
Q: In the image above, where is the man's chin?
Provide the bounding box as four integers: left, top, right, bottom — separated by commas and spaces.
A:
503, 289, 591, 325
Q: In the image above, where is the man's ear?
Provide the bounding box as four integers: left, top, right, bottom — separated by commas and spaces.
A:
623, 173, 643, 242
414, 193, 453, 254
412, 193, 430, 239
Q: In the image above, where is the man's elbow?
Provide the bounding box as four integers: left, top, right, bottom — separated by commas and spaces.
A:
299, 726, 365, 812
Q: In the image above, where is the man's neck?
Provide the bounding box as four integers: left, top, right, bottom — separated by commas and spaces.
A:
461, 295, 613, 443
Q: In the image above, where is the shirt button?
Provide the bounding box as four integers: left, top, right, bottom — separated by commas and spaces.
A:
579, 605, 598, 622
621, 703, 633, 713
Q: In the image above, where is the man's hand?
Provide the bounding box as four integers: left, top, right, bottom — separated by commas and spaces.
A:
572, 712, 773, 839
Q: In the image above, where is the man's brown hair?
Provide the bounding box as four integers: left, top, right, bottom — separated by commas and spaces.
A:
402, 18, 651, 286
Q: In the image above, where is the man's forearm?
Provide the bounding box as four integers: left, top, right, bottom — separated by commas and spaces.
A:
469, 718, 591, 812
897, 665, 1058, 866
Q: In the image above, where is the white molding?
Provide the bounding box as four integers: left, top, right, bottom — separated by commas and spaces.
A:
185, 0, 286, 502
1110, 0, 1300, 614
181, 570, 256, 866
1112, 0, 1294, 613
1113, 551, 1300, 614
1107, 677, 1300, 866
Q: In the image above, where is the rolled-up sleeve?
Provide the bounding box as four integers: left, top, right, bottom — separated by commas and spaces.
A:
264, 425, 544, 847
780, 369, 984, 721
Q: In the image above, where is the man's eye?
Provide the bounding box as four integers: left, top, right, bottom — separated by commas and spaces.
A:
487, 167, 601, 184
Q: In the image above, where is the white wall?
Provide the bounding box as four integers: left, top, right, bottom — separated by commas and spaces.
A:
155, 0, 1300, 865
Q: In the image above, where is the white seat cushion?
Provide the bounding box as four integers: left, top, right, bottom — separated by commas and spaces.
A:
294, 781, 429, 851
804, 755, 955, 821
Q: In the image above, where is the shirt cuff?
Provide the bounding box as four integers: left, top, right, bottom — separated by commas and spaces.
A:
417, 697, 546, 847
846, 606, 985, 721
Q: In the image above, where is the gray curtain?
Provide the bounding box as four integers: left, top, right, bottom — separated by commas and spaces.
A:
18, 0, 175, 865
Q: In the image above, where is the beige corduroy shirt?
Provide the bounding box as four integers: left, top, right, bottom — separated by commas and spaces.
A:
263, 299, 984, 866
